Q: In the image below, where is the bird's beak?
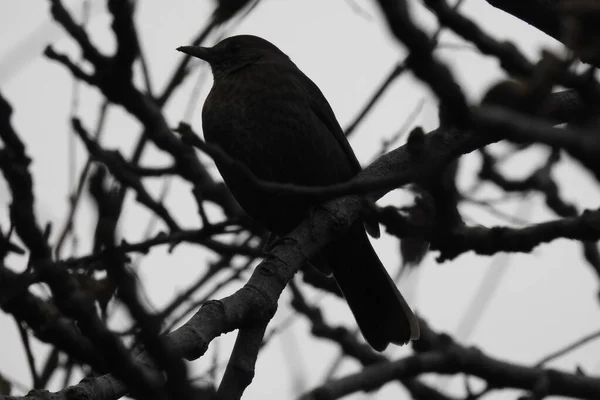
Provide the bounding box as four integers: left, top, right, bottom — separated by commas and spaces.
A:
176, 46, 217, 63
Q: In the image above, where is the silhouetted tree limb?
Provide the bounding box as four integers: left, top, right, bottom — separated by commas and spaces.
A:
4, 1, 600, 399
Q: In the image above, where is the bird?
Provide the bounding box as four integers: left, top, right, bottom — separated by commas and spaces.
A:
177, 35, 419, 351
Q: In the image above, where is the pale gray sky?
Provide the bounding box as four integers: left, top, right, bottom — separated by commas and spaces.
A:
1, 1, 599, 399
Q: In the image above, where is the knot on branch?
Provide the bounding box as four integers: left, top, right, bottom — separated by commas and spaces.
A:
406, 127, 426, 156
581, 209, 600, 236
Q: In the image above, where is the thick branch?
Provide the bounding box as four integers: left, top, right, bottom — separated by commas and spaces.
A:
0, 93, 50, 260
485, 0, 600, 68
433, 208, 600, 261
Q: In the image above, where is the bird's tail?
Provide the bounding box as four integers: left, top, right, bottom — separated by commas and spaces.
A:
327, 222, 420, 351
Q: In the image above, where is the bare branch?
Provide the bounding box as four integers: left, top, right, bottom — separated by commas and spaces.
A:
433, 208, 600, 261
375, 0, 470, 127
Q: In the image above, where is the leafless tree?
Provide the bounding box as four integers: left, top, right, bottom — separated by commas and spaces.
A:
2, 0, 600, 399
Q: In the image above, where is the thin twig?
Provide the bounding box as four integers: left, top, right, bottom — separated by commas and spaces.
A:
15, 318, 39, 388
55, 100, 110, 259
535, 328, 600, 367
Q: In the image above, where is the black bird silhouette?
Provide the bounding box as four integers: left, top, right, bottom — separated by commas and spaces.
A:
177, 35, 419, 351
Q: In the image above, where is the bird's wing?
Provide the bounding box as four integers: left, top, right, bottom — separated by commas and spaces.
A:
299, 71, 362, 175
298, 70, 381, 238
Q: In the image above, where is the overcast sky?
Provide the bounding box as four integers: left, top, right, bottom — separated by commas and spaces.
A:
1, 1, 599, 399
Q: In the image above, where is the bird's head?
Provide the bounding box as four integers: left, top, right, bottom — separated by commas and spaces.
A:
177, 35, 290, 78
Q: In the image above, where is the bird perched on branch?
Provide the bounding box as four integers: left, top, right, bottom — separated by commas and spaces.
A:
177, 35, 419, 351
